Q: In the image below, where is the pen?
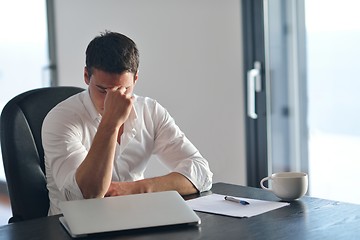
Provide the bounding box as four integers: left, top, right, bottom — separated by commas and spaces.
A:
224, 196, 250, 205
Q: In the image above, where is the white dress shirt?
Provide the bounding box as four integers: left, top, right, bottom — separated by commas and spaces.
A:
42, 90, 213, 215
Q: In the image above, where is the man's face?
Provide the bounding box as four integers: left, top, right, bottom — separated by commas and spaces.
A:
84, 68, 138, 115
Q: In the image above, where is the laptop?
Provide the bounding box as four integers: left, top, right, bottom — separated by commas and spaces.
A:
59, 190, 201, 238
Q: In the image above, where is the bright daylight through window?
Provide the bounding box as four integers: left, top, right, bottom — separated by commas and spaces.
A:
306, 0, 360, 204
0, 0, 49, 181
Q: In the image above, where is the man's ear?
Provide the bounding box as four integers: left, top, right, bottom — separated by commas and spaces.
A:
133, 71, 139, 84
84, 67, 90, 85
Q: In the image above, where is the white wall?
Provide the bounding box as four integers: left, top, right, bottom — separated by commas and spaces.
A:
54, 0, 246, 185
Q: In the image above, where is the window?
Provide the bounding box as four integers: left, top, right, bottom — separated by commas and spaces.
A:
0, 0, 50, 182
244, 0, 360, 204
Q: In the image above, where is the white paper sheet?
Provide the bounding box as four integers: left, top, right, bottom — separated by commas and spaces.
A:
186, 194, 290, 218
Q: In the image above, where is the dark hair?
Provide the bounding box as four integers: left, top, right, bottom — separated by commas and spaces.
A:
85, 31, 139, 78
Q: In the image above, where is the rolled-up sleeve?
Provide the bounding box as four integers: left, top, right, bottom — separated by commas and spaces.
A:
151, 101, 213, 192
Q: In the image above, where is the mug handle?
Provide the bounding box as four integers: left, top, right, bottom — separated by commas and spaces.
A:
260, 176, 271, 191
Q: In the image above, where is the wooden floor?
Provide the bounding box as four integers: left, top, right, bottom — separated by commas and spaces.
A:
0, 183, 11, 226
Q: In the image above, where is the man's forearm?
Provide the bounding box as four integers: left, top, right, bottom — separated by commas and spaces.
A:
76, 123, 120, 199
138, 172, 198, 195
106, 172, 198, 197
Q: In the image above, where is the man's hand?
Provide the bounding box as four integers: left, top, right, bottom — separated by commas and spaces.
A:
104, 173, 198, 197
102, 86, 134, 128
105, 181, 140, 197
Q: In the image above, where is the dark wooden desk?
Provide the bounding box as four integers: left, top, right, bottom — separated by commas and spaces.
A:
1, 182, 360, 240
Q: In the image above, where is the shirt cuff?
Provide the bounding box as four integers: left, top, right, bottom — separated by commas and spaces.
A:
174, 159, 213, 193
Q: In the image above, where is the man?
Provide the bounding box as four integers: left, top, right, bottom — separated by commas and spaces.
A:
42, 31, 213, 215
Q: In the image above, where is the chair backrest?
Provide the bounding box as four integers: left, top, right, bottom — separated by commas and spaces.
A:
1, 86, 84, 223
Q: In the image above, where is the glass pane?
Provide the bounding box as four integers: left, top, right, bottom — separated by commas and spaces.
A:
265, 0, 359, 204
264, 0, 309, 176
0, 0, 49, 181
306, 0, 360, 204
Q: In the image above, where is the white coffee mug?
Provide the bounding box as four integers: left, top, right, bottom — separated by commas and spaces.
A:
260, 172, 308, 201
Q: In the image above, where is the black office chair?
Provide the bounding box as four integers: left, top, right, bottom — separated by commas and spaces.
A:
1, 86, 84, 223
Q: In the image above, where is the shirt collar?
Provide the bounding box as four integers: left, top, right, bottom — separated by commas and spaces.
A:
130, 94, 138, 121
